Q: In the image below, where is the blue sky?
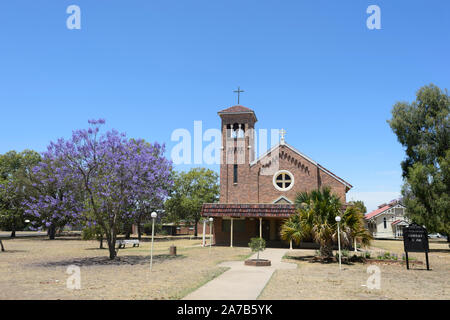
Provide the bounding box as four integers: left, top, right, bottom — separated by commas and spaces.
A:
0, 1, 449, 212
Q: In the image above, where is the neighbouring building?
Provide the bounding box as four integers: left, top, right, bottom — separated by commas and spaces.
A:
161, 221, 205, 236
200, 105, 352, 247
364, 199, 409, 239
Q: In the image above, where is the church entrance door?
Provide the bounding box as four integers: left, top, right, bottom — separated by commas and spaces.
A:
262, 220, 270, 240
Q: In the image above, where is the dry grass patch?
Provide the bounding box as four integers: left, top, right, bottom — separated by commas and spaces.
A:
0, 238, 250, 300
259, 242, 450, 300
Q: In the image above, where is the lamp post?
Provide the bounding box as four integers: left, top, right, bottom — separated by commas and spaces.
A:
202, 219, 207, 247
150, 211, 157, 271
335, 215, 342, 271
209, 217, 213, 252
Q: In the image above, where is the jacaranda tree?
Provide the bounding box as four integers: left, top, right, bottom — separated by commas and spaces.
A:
23, 157, 84, 239
25, 119, 173, 259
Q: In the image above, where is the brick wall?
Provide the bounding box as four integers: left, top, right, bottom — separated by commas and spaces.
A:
220, 143, 348, 204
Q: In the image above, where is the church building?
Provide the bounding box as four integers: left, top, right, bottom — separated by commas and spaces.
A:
201, 105, 352, 247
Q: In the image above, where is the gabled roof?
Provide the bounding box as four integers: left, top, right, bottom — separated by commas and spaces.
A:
250, 142, 353, 189
365, 205, 391, 220
365, 201, 405, 220
273, 196, 293, 204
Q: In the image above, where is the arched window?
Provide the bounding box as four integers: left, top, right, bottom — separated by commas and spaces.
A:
383, 217, 387, 229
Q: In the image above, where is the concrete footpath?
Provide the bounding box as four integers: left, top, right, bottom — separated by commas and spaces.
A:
183, 248, 297, 300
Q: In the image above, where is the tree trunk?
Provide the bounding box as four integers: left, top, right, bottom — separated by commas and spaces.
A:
194, 219, 198, 237
99, 234, 104, 249
48, 224, 56, 240
11, 220, 16, 238
0, 240, 5, 252
107, 236, 117, 260
137, 218, 142, 241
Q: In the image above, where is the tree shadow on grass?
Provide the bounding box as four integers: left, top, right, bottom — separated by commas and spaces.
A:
42, 237, 84, 241
0, 250, 29, 253
429, 248, 450, 253
32, 254, 185, 267
285, 255, 356, 265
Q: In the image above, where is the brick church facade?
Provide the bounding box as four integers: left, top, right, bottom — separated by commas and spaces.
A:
201, 105, 352, 247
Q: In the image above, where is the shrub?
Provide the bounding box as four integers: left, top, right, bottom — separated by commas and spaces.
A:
82, 225, 103, 240
248, 237, 266, 260
143, 222, 162, 235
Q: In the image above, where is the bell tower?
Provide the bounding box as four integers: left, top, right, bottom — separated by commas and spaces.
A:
218, 105, 257, 203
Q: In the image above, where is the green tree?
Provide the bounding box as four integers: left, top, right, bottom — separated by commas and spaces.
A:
341, 205, 372, 252
164, 168, 219, 236
0, 150, 41, 237
348, 200, 367, 214
388, 84, 450, 237
280, 213, 304, 246
248, 237, 266, 260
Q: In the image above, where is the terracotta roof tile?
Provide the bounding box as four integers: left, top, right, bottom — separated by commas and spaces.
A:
365, 205, 391, 220
201, 203, 295, 218
218, 105, 255, 114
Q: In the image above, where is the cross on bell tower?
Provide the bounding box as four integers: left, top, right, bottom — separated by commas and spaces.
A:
233, 86, 244, 104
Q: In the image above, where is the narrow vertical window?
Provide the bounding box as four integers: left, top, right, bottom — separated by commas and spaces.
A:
233, 164, 238, 183
226, 124, 231, 138
383, 217, 387, 229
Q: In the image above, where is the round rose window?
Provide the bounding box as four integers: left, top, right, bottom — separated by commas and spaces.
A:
273, 170, 294, 191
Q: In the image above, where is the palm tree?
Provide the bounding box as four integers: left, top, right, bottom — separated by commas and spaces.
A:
293, 187, 344, 258
280, 213, 305, 248
282, 187, 362, 259
341, 205, 372, 252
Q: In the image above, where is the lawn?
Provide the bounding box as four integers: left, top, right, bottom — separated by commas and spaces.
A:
259, 240, 450, 300
0, 237, 250, 300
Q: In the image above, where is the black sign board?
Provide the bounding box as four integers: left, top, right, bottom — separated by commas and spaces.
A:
403, 223, 430, 270
403, 223, 429, 252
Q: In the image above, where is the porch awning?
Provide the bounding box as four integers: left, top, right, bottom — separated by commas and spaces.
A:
201, 203, 296, 218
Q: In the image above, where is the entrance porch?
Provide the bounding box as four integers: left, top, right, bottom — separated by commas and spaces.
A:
213, 216, 288, 247
201, 203, 297, 248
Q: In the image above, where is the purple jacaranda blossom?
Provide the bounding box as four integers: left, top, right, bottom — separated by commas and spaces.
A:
24, 119, 173, 259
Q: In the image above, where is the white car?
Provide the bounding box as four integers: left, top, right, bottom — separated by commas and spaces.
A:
428, 233, 442, 238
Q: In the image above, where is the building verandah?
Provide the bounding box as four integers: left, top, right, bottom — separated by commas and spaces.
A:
201, 203, 296, 247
